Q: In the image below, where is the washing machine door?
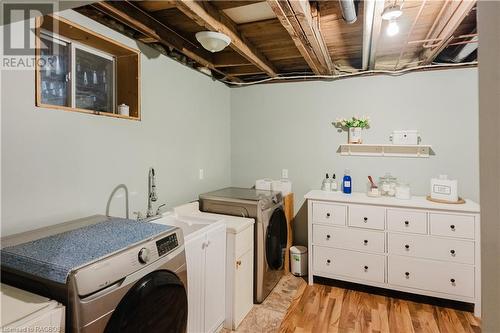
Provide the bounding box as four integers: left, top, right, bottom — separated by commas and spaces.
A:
265, 208, 288, 270
104, 270, 188, 333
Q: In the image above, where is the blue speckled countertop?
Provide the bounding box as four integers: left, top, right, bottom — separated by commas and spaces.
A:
1, 218, 173, 284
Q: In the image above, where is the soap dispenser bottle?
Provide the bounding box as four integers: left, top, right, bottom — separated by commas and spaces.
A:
342, 169, 352, 194
331, 173, 338, 191
321, 173, 331, 191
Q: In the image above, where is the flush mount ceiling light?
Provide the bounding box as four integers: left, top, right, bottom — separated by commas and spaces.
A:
381, 4, 403, 21
195, 31, 231, 53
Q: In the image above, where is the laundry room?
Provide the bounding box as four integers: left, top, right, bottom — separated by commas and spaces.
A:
0, 1, 499, 333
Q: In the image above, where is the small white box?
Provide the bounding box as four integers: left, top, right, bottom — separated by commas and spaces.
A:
390, 130, 420, 145
430, 175, 458, 202
271, 179, 292, 195
255, 179, 272, 191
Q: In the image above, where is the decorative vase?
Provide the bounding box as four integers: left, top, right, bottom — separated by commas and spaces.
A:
348, 127, 362, 144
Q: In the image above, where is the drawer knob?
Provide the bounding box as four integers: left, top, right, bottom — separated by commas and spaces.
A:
450, 224, 456, 230
364, 265, 368, 271
363, 239, 368, 245
326, 234, 331, 240
450, 278, 456, 284
326, 259, 331, 264
404, 244, 410, 250
450, 249, 456, 256
405, 272, 410, 279
326, 213, 331, 218
363, 217, 368, 222
404, 220, 410, 226
236, 260, 242, 268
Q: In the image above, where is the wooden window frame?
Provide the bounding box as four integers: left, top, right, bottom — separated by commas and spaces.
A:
35, 15, 141, 121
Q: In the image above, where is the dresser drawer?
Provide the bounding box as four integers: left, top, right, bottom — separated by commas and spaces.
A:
312, 202, 347, 225
314, 246, 385, 283
388, 233, 475, 264
313, 225, 385, 253
430, 213, 475, 239
387, 209, 427, 234
388, 255, 474, 298
348, 205, 385, 230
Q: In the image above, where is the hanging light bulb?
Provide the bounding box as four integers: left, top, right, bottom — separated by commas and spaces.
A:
387, 20, 399, 36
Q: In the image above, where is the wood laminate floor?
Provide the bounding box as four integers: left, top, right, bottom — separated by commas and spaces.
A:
279, 283, 481, 333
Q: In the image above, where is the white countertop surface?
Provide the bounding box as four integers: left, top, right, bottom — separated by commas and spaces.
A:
1, 283, 60, 327
304, 190, 480, 213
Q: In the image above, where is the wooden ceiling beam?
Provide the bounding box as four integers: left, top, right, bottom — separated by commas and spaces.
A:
421, 0, 476, 65
213, 52, 250, 67
91, 1, 242, 83
91, 1, 214, 68
170, 0, 278, 77
267, 0, 332, 75
211, 1, 264, 11
223, 65, 265, 76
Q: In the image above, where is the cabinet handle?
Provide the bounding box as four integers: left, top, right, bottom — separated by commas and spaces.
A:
363, 240, 368, 245
236, 260, 242, 268
404, 221, 410, 226
364, 265, 368, 271
326, 259, 331, 264
450, 225, 456, 231
405, 244, 410, 250
363, 217, 368, 222
450, 278, 456, 284
405, 272, 410, 279
326, 234, 331, 240
326, 213, 331, 218
450, 249, 456, 256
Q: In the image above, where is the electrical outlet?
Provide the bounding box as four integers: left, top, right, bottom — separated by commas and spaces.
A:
199, 169, 204, 180
282, 169, 288, 179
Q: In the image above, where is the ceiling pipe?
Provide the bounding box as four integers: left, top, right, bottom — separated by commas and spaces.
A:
338, 0, 357, 24
452, 36, 478, 62
362, 0, 375, 70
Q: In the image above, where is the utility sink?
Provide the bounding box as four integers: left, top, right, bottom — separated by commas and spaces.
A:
151, 214, 222, 241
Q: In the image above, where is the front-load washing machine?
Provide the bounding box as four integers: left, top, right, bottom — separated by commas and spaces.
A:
199, 187, 287, 303
1, 215, 188, 333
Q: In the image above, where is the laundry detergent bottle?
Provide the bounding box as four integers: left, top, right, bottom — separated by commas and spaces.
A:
342, 169, 352, 194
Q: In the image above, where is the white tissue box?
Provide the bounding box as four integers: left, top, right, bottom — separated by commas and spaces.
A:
272, 179, 292, 195
390, 130, 420, 145
255, 179, 273, 191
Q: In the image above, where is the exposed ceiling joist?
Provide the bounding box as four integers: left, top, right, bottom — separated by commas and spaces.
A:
213, 52, 250, 67
365, 0, 385, 70
91, 1, 241, 82
170, 0, 278, 77
421, 0, 476, 65
224, 65, 265, 76
267, 0, 333, 75
91, 1, 214, 68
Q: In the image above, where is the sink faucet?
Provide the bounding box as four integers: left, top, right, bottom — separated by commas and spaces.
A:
146, 167, 158, 218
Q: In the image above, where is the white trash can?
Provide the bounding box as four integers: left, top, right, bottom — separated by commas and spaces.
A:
290, 246, 308, 276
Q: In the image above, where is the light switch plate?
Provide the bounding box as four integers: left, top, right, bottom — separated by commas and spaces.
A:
282, 169, 288, 179
199, 169, 204, 180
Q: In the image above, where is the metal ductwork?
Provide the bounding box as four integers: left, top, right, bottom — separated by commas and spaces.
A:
339, 0, 358, 24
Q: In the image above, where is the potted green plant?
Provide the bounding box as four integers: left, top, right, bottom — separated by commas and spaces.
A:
333, 116, 370, 144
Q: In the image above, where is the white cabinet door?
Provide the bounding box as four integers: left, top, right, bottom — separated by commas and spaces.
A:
204, 224, 226, 333
186, 235, 206, 333
234, 249, 254, 328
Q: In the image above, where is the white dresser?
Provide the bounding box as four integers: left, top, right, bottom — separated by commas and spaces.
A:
305, 190, 481, 316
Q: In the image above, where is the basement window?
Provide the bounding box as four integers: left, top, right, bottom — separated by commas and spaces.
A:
35, 15, 140, 120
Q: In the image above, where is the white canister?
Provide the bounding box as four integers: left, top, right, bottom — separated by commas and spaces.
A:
431, 175, 458, 202
118, 104, 130, 116
395, 183, 411, 200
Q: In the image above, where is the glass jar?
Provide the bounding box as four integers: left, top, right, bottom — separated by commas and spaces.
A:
395, 182, 411, 200
379, 173, 398, 197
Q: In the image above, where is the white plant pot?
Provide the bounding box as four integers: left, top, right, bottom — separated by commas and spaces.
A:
348, 127, 362, 144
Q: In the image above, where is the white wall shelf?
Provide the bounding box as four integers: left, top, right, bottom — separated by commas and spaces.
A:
338, 144, 433, 158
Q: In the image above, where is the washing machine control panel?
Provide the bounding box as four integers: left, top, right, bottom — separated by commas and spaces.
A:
156, 233, 179, 257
